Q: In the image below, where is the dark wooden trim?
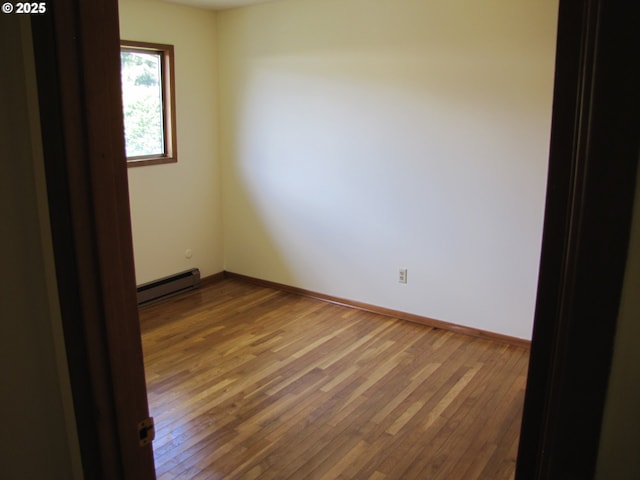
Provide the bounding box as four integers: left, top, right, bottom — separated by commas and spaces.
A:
516, 0, 640, 478
121, 39, 172, 51
120, 40, 178, 168
31, 1, 155, 478
200, 271, 226, 287
224, 272, 531, 348
127, 156, 177, 168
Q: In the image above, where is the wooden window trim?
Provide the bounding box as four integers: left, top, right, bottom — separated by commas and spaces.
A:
121, 40, 177, 168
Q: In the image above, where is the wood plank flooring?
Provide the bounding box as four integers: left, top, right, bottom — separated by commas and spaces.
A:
139, 279, 529, 479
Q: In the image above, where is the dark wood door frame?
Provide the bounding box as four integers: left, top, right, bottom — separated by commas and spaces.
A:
31, 1, 155, 478
516, 0, 639, 478
30, 0, 638, 478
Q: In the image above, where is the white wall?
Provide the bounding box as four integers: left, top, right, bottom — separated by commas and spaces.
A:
596, 165, 640, 480
217, 0, 558, 339
119, 0, 223, 284
0, 16, 83, 480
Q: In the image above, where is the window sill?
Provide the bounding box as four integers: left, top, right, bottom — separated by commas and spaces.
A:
127, 156, 177, 168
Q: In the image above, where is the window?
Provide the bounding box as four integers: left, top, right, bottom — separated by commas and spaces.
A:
120, 41, 177, 167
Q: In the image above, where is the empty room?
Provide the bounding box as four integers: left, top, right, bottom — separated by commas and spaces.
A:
6, 0, 640, 478
118, 0, 558, 477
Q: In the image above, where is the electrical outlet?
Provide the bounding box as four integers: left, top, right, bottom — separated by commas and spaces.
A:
399, 268, 408, 284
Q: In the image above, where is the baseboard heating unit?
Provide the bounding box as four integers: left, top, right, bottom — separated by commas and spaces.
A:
136, 268, 201, 305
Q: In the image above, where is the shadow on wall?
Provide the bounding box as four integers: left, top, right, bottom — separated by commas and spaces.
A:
218, 0, 557, 339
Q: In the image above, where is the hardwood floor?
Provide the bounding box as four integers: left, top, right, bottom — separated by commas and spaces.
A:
139, 279, 529, 479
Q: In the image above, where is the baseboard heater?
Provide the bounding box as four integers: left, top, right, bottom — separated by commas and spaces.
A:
136, 268, 201, 305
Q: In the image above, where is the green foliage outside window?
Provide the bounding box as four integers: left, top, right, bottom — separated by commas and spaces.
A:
121, 51, 165, 158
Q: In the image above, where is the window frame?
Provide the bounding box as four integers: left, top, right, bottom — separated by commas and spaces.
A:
120, 40, 178, 167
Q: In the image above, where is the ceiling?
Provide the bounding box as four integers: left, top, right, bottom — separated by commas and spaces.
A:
162, 0, 282, 10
